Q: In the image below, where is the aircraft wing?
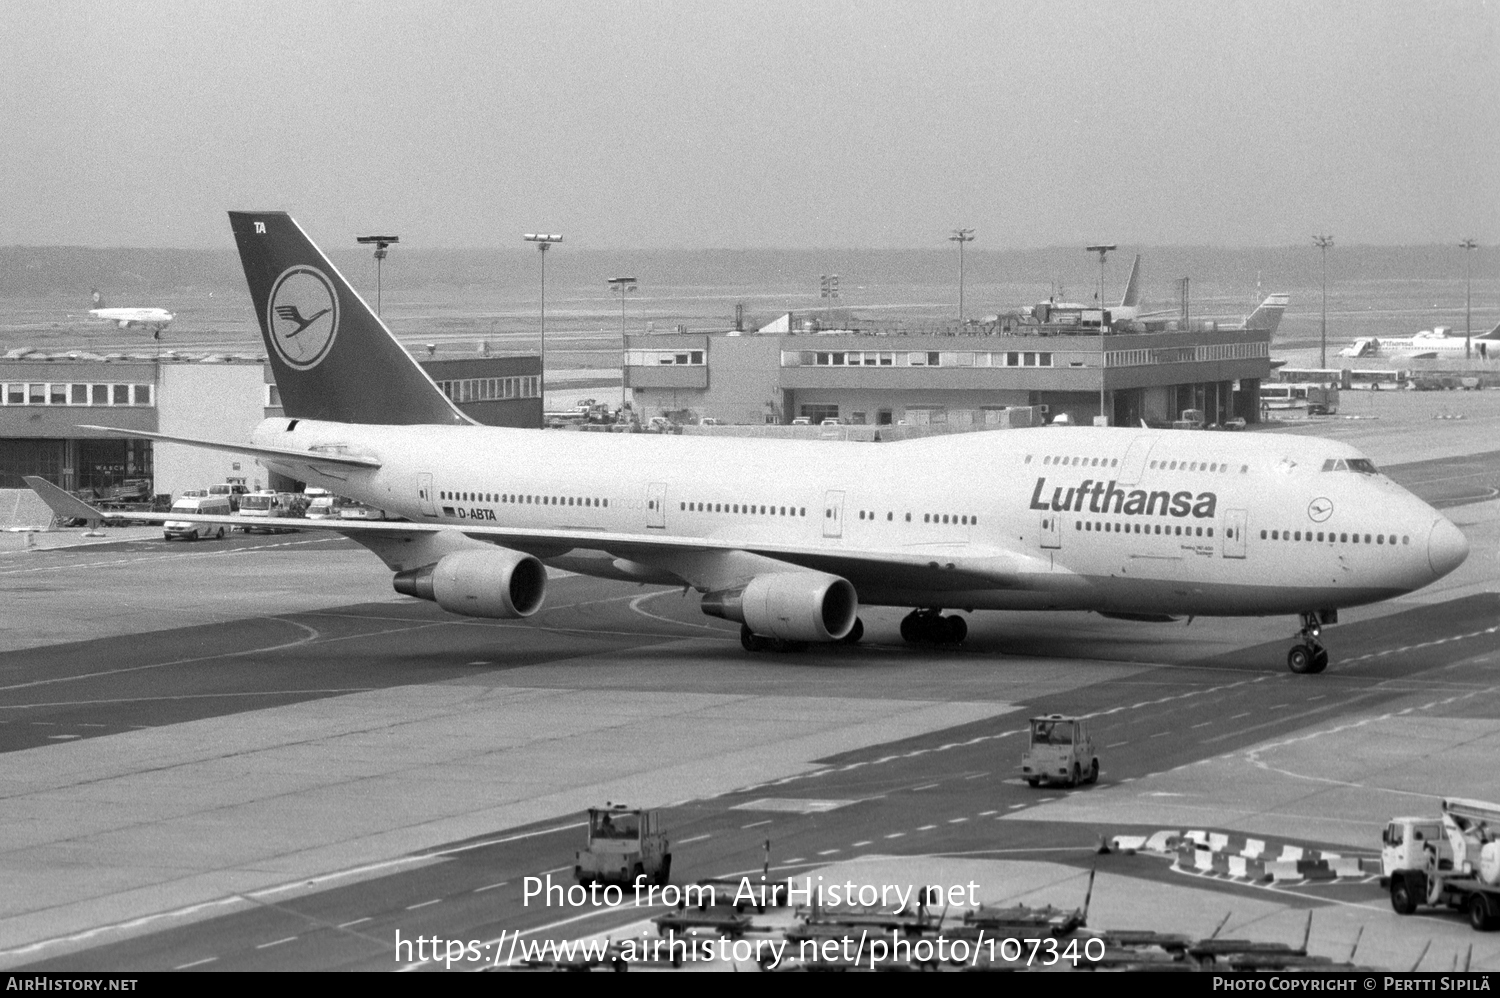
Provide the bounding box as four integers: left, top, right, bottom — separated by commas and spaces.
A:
77, 425, 382, 473
25, 477, 1031, 592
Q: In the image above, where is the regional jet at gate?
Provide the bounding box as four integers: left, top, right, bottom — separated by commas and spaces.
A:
28, 212, 1470, 675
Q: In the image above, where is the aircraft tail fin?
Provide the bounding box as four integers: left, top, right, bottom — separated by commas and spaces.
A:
1118, 255, 1142, 309
1244, 294, 1290, 335
228, 212, 471, 426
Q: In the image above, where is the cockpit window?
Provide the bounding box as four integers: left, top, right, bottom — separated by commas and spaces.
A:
1321, 458, 1379, 474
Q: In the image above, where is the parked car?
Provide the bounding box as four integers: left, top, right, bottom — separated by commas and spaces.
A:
336, 499, 388, 521
305, 495, 342, 519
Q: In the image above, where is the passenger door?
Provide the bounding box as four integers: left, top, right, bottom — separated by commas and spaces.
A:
646, 482, 666, 529
823, 490, 845, 538
1222, 509, 1247, 559
1040, 512, 1061, 549
417, 473, 435, 517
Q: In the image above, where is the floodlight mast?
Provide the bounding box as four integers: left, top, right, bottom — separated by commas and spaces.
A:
949, 228, 974, 322
1461, 238, 1478, 359
1313, 235, 1333, 369
524, 234, 563, 406
608, 276, 638, 379
1086, 245, 1117, 426
355, 235, 400, 317
1085, 244, 1116, 306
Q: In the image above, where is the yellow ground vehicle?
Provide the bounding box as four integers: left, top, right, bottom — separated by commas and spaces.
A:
1022, 714, 1099, 788
574, 804, 671, 887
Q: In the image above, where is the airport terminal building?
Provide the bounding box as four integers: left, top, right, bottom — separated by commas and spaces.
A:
625, 324, 1272, 429
0, 353, 541, 497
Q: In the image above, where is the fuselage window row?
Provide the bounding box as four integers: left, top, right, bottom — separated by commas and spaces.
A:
1075, 520, 1214, 537
1035, 455, 1249, 475
1260, 529, 1409, 545
439, 491, 607, 508
678, 502, 807, 517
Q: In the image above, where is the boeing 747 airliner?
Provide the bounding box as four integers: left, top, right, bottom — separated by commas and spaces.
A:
29, 212, 1470, 675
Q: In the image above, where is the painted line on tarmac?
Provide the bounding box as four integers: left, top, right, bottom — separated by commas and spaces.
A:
0, 617, 322, 694
628, 589, 731, 633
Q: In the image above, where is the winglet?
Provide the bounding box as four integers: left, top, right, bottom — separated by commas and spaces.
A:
24, 476, 111, 524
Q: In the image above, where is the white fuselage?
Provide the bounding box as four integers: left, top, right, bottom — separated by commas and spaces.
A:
89, 307, 174, 329
252, 420, 1465, 618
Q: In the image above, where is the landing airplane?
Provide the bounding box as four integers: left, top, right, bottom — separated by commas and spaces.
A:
1340, 322, 1500, 361
86, 289, 175, 337
28, 212, 1470, 675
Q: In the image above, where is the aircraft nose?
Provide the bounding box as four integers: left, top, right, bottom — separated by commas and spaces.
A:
1427, 518, 1469, 578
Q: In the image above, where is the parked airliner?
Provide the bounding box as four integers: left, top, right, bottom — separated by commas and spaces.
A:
1340, 322, 1500, 360
28, 212, 1469, 675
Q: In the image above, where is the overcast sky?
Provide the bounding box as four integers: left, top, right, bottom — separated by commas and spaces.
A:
2, 0, 1496, 250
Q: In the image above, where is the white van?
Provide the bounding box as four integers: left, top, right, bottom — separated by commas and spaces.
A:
163, 495, 233, 541
236, 491, 295, 532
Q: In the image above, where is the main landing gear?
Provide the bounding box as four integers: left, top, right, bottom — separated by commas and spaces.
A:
1287, 611, 1330, 674
738, 618, 864, 653
900, 609, 967, 646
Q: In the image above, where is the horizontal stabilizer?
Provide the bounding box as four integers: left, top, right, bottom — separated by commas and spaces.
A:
77, 425, 382, 469
23, 476, 107, 521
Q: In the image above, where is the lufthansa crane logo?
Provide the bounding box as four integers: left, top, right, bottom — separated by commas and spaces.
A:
1308, 497, 1334, 522
266, 265, 339, 370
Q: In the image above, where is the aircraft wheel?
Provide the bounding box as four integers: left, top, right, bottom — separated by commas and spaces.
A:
840, 618, 864, 645
1310, 647, 1329, 673
1287, 644, 1315, 674
945, 615, 967, 644
900, 614, 920, 643
740, 625, 768, 653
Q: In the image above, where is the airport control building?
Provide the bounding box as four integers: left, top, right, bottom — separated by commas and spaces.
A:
0, 353, 541, 497
624, 322, 1272, 429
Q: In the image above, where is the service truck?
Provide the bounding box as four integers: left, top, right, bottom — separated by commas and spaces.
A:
574, 803, 671, 887
1022, 714, 1100, 788
1384, 797, 1500, 930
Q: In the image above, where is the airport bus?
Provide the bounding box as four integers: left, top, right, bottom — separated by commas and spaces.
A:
1259, 383, 1340, 415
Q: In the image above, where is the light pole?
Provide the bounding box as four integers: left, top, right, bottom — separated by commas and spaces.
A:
608, 276, 638, 378
524, 233, 562, 406
949, 228, 974, 323
1086, 245, 1117, 425
1314, 234, 1333, 369
356, 235, 399, 317
1461, 238, 1478, 359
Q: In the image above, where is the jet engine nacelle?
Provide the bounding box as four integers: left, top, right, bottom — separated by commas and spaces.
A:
393, 548, 547, 619
701, 572, 857, 642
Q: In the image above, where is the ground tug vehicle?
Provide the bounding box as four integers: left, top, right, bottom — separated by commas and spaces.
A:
1384, 797, 1500, 930
574, 804, 671, 887
1022, 714, 1100, 788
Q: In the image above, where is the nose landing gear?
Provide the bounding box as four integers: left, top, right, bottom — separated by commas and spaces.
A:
1287, 611, 1330, 674
900, 609, 967, 645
